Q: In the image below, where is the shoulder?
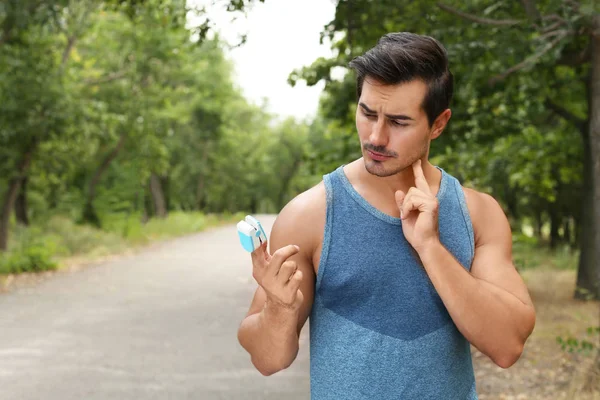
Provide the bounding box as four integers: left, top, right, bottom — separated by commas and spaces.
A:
462, 186, 502, 214
270, 180, 327, 258
461, 186, 511, 247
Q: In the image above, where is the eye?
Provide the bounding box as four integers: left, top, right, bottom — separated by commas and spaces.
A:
361, 110, 377, 119
390, 120, 409, 127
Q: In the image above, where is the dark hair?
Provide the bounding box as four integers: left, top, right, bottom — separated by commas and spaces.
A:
348, 32, 453, 127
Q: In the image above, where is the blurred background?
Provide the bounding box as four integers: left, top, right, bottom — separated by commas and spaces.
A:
0, 0, 598, 399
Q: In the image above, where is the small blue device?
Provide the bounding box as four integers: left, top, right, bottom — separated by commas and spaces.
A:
237, 215, 268, 252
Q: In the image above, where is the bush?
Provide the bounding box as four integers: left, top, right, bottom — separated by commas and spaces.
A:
42, 215, 126, 256
0, 211, 247, 275
512, 233, 579, 271
0, 241, 58, 274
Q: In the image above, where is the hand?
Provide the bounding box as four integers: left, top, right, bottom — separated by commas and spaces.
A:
250, 241, 304, 312
395, 159, 440, 252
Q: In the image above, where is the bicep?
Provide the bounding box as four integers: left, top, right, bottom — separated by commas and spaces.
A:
244, 211, 316, 336
468, 192, 533, 307
269, 212, 316, 336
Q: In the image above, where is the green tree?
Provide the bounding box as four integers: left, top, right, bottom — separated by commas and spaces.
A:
0, 0, 96, 250
292, 0, 599, 301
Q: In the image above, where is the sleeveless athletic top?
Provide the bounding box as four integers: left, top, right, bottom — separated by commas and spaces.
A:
309, 164, 478, 399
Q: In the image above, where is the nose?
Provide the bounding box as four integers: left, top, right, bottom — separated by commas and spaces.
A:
369, 118, 388, 148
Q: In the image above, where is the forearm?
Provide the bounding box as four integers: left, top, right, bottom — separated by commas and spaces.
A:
238, 300, 300, 376
418, 241, 534, 367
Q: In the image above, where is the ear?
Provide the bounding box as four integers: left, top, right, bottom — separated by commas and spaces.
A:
430, 109, 451, 139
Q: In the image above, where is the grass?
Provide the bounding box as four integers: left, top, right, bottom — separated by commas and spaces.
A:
0, 211, 244, 275
512, 235, 579, 271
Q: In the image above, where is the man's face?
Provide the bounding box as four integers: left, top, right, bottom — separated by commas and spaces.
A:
356, 78, 434, 177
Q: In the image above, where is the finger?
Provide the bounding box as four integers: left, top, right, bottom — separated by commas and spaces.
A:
402, 194, 435, 219
267, 244, 300, 277
395, 190, 406, 218
401, 197, 415, 219
264, 241, 272, 263
412, 159, 432, 195
286, 270, 303, 291
407, 186, 428, 198
395, 190, 405, 208
250, 240, 270, 268
277, 260, 298, 283
401, 193, 424, 219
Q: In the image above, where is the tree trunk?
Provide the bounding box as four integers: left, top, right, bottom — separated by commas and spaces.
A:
504, 172, 519, 221
160, 176, 170, 211
82, 133, 127, 227
562, 218, 572, 245
577, 130, 596, 299
195, 146, 209, 210
535, 207, 543, 238
549, 205, 560, 249
0, 146, 35, 251
149, 174, 167, 219
575, 16, 600, 300
14, 176, 29, 226
196, 176, 206, 210
141, 187, 151, 224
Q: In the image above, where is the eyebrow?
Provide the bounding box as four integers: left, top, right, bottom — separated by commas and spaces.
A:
359, 102, 415, 121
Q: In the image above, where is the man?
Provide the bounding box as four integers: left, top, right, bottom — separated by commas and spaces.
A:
237, 32, 535, 399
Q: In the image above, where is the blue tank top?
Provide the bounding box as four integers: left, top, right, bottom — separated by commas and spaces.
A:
309, 164, 478, 399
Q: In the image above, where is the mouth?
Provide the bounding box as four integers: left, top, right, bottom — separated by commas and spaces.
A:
366, 149, 393, 161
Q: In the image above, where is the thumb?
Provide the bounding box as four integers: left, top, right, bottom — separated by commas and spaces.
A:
395, 190, 405, 208
395, 190, 405, 219
262, 240, 272, 262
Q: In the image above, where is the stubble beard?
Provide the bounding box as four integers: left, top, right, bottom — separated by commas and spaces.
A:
363, 143, 429, 178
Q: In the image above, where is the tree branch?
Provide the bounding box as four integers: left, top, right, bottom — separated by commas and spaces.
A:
61, 36, 76, 67
541, 21, 564, 34
437, 3, 524, 26
489, 31, 569, 84
545, 98, 586, 133
346, 0, 353, 49
542, 14, 567, 24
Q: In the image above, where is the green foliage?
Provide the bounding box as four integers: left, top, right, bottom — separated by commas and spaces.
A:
1, 0, 595, 291
0, 211, 243, 274
0, 226, 60, 273
512, 237, 579, 271
40, 216, 127, 256
0, 245, 58, 274
294, 0, 595, 271
557, 327, 600, 356
103, 211, 242, 243
0, 0, 312, 261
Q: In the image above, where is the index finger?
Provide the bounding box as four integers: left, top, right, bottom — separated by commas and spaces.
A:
250, 241, 270, 267
412, 159, 432, 195
269, 244, 300, 269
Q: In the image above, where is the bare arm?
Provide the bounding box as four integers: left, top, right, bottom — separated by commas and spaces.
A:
237, 189, 321, 375
418, 190, 535, 368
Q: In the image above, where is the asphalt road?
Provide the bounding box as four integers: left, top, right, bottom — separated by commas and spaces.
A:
0, 214, 310, 400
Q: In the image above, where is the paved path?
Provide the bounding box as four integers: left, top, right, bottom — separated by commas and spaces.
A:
0, 215, 310, 399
